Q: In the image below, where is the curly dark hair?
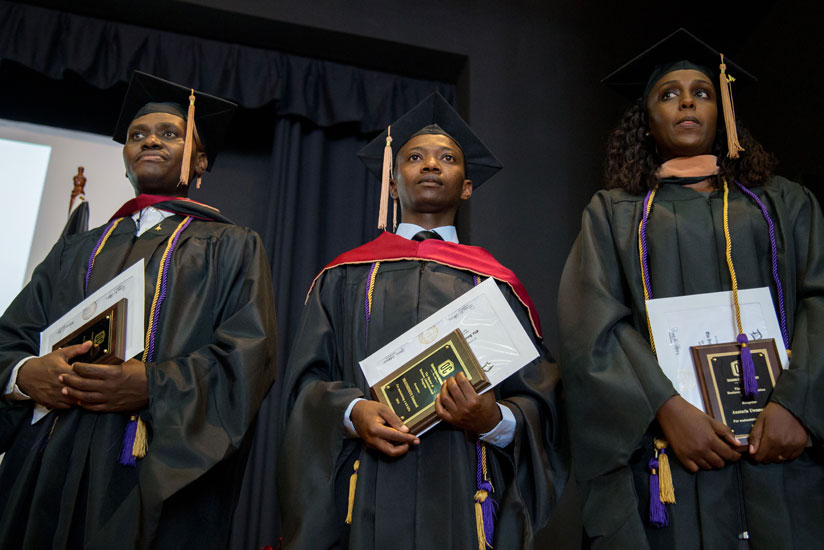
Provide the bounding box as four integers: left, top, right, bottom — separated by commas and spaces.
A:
604, 97, 778, 194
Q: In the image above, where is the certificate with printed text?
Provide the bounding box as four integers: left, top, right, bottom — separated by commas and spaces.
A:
646, 287, 789, 413
359, 277, 539, 434
39, 260, 145, 361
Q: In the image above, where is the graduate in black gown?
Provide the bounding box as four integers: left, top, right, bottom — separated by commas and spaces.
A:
558, 29, 824, 550
0, 72, 277, 549
277, 93, 567, 550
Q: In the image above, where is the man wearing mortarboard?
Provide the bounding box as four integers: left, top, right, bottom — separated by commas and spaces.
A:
277, 93, 567, 549
0, 71, 277, 548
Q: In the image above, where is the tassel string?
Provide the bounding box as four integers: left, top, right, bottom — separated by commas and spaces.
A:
85, 218, 123, 293
364, 262, 381, 347
179, 90, 197, 186
638, 187, 658, 353
733, 181, 790, 351
143, 217, 193, 363
345, 456, 361, 525
721, 180, 758, 398
378, 127, 393, 229
84, 214, 192, 465
475, 440, 497, 549
719, 55, 745, 159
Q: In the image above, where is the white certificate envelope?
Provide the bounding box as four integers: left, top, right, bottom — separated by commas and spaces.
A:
359, 277, 539, 391
39, 260, 145, 361
646, 287, 789, 412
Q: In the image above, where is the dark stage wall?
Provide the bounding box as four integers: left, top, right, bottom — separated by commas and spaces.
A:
180, 0, 821, 353
5, 1, 822, 548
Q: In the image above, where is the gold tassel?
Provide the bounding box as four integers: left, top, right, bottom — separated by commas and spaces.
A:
179, 89, 197, 186
132, 417, 148, 459
654, 438, 675, 503
392, 197, 398, 231
345, 459, 360, 525
718, 54, 744, 159
196, 175, 202, 189
474, 489, 489, 550
377, 127, 393, 230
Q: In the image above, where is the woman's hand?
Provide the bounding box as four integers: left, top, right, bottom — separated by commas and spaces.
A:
655, 395, 743, 472
748, 402, 808, 463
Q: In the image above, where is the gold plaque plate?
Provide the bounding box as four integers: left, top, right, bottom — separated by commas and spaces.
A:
371, 329, 490, 435
690, 338, 782, 445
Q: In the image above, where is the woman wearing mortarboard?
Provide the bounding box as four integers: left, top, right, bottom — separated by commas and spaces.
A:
558, 28, 824, 549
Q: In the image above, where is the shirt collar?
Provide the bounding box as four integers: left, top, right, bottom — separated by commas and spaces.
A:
395, 223, 459, 243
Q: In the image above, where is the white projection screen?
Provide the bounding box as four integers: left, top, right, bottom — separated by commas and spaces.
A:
0, 119, 134, 316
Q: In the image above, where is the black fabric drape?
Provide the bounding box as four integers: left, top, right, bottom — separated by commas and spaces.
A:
0, 2, 456, 548
225, 117, 385, 549
0, 0, 454, 132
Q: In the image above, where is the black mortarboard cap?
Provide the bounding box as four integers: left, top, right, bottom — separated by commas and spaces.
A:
357, 92, 502, 187
113, 71, 237, 173
602, 28, 756, 158
601, 28, 756, 100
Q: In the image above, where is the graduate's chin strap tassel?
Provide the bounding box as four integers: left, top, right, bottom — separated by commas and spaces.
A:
345, 458, 360, 525
378, 126, 393, 230
179, 89, 197, 187
719, 54, 744, 159
474, 440, 497, 549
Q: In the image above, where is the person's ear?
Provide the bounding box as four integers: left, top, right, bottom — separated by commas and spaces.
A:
194, 151, 208, 176
460, 180, 473, 200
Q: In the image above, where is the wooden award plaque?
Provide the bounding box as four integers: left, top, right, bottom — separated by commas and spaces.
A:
370, 329, 490, 435
690, 338, 782, 445
52, 298, 127, 365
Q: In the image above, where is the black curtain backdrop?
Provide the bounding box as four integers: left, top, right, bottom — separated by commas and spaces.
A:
0, 2, 455, 548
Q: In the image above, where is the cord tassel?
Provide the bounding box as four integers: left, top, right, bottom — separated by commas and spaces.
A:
392, 197, 398, 232
654, 439, 675, 503
132, 417, 148, 458
179, 90, 197, 186
474, 482, 498, 549
345, 459, 360, 525
737, 333, 758, 399
119, 415, 139, 466
719, 54, 744, 159
475, 441, 497, 548
648, 456, 669, 527
377, 127, 393, 230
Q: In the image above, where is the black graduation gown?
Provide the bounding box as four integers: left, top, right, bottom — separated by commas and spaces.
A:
558, 177, 824, 550
277, 254, 567, 550
0, 203, 277, 549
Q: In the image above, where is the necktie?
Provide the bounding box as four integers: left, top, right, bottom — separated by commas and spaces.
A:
412, 230, 443, 242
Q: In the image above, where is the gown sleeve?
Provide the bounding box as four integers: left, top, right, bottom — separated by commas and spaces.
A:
770, 181, 824, 442
557, 191, 676, 541
276, 267, 364, 548
137, 228, 278, 525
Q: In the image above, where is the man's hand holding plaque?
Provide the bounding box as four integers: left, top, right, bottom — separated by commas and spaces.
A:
351, 401, 420, 457
435, 372, 501, 434
16, 341, 94, 409
59, 358, 149, 412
